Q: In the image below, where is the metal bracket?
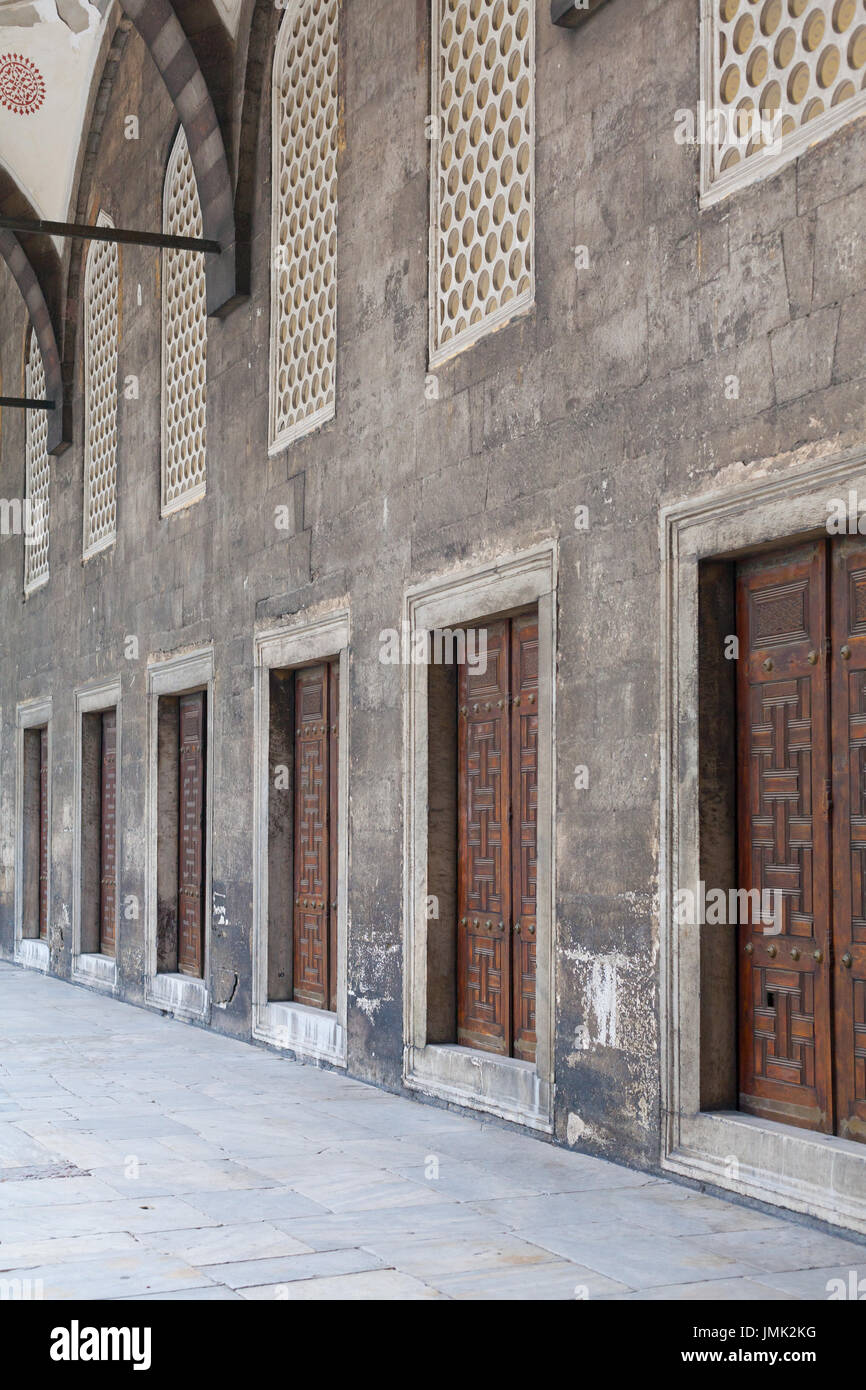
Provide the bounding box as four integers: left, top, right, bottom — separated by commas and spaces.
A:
551, 0, 610, 27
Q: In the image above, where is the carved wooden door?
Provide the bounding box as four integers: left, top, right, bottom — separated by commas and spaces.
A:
736, 543, 833, 1132
99, 709, 117, 958
38, 727, 48, 942
178, 692, 206, 977
294, 661, 339, 1011
457, 612, 538, 1059
830, 539, 866, 1142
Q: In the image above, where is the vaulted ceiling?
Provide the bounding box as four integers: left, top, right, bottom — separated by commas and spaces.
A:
0, 0, 250, 452
0, 0, 111, 224
0, 0, 243, 223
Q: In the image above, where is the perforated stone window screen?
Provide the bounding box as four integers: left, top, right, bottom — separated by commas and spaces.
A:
269, 0, 338, 456
702, 0, 866, 202
83, 212, 119, 558
161, 127, 207, 515
429, 0, 535, 367
24, 329, 49, 595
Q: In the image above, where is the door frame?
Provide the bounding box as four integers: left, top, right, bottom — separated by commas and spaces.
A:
72, 677, 121, 991
14, 696, 52, 972
145, 645, 214, 1022
661, 441, 866, 1236
252, 607, 350, 1066
403, 541, 557, 1132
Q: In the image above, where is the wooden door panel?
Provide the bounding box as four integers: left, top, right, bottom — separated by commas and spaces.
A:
178, 692, 205, 977
831, 539, 866, 1141
510, 612, 538, 1063
736, 543, 833, 1133
99, 709, 117, 958
38, 727, 48, 942
457, 619, 511, 1054
294, 664, 331, 1009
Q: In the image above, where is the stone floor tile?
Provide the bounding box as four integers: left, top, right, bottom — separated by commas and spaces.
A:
238, 1269, 444, 1299
0, 1251, 215, 1300
286, 1168, 453, 1215
137, 1221, 315, 1266
682, 1226, 866, 1274
198, 1246, 384, 1289
358, 1232, 558, 1279
125, 1284, 243, 1300
0, 1195, 220, 1243
275, 1203, 510, 1251
178, 1187, 329, 1225
0, 1174, 129, 1209
0, 1230, 141, 1268
85, 1158, 279, 1200
523, 1227, 762, 1289
431, 1260, 629, 1299
604, 1277, 802, 1301
744, 1262, 866, 1299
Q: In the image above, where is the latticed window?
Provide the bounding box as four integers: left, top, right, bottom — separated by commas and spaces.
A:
83, 212, 119, 558
429, 0, 535, 367
703, 0, 866, 201
269, 0, 338, 455
24, 328, 49, 595
161, 126, 207, 514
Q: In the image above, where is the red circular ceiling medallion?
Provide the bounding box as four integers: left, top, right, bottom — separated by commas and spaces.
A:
0, 54, 46, 116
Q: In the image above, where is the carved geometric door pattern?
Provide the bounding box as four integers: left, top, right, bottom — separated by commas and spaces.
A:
99, 709, 117, 958
293, 661, 339, 1012
178, 692, 206, 978
457, 611, 538, 1060
38, 727, 48, 942
737, 539, 866, 1143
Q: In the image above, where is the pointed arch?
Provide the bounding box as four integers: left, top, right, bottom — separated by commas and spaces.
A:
119, 0, 241, 313
0, 162, 65, 454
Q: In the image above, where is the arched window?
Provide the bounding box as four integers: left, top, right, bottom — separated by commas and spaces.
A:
24, 327, 49, 595
162, 126, 207, 515
429, 0, 535, 365
269, 0, 339, 455
83, 211, 119, 558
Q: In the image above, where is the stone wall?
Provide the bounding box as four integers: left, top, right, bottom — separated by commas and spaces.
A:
1, 0, 865, 1172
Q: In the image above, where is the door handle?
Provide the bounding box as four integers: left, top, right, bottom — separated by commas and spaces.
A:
841, 645, 852, 660
841, 952, 853, 969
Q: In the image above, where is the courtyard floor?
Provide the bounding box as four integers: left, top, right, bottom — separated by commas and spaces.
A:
0, 961, 864, 1301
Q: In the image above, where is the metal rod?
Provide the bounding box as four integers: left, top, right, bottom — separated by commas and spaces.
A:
0, 396, 55, 411
0, 215, 220, 255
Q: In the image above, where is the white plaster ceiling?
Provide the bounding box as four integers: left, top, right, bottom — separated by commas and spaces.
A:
0, 0, 109, 223
0, 0, 242, 230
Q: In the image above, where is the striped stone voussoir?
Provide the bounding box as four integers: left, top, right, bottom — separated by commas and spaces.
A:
119, 0, 238, 315
0, 228, 66, 455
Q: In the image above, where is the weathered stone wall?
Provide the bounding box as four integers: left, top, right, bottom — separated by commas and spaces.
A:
1, 0, 865, 1172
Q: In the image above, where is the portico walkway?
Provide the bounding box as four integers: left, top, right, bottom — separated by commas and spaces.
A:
0, 961, 863, 1300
